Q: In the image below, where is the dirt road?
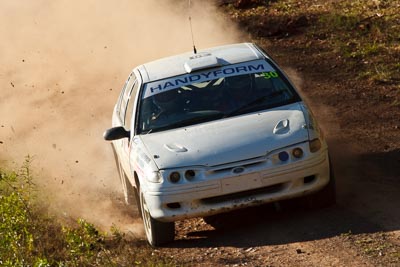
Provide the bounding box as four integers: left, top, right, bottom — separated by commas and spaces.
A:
150, 8, 400, 263
1, 0, 399, 266
150, 2, 400, 263
149, 75, 400, 266
122, 15, 400, 267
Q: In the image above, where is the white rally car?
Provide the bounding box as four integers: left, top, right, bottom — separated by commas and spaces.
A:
104, 43, 335, 246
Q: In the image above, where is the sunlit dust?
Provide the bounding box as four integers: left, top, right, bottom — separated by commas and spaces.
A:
0, 0, 242, 233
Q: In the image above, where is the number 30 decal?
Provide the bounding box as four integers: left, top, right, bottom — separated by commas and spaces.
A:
261, 71, 279, 79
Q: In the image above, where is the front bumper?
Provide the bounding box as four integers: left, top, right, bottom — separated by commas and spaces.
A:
142, 144, 330, 222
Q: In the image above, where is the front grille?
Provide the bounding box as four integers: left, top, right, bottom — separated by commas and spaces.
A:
210, 157, 266, 174
201, 183, 285, 204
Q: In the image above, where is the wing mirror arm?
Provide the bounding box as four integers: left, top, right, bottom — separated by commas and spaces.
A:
103, 126, 130, 141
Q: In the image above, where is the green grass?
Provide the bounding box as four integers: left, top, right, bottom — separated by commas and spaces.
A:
223, 0, 400, 84
0, 158, 177, 267
309, 0, 399, 82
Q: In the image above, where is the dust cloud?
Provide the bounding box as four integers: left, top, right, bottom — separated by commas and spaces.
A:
0, 0, 242, 232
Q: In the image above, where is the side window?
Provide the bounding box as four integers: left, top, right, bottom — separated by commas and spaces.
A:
124, 81, 139, 130
116, 75, 131, 117
118, 74, 136, 123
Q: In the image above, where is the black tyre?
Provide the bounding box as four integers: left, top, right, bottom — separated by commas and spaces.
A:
306, 159, 336, 208
139, 189, 174, 246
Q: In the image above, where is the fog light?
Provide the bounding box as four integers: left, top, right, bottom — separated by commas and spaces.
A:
292, 148, 303, 158
169, 172, 181, 183
278, 151, 289, 162
185, 170, 196, 180
304, 175, 315, 184
309, 138, 322, 153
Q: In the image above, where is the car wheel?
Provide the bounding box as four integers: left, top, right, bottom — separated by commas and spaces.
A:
139, 189, 174, 246
306, 159, 336, 209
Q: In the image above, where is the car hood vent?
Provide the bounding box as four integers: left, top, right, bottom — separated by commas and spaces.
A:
273, 119, 290, 134
163, 143, 188, 153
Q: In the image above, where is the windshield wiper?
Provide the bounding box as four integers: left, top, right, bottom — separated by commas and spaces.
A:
225, 90, 287, 118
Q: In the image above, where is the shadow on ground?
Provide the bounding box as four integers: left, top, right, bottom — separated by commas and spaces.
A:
166, 140, 400, 248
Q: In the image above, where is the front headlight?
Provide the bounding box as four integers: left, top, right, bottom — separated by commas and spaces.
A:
146, 171, 162, 183
309, 138, 322, 153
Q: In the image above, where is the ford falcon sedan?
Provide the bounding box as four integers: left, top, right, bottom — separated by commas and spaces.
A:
103, 43, 335, 246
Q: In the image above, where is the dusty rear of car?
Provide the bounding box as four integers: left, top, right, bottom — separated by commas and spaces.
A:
104, 43, 335, 246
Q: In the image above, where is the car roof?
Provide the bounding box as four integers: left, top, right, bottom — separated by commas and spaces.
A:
137, 43, 266, 83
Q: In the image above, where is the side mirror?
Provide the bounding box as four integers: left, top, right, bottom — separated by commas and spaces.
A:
103, 126, 130, 141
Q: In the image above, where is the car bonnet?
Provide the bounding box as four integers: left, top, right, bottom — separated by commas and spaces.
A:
139, 102, 308, 169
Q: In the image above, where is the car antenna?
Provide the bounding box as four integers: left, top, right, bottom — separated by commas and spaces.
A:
188, 0, 197, 54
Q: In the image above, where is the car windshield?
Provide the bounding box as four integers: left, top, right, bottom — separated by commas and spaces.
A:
137, 59, 300, 134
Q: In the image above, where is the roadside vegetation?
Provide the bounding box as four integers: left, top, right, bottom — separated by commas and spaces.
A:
223, 0, 400, 85
0, 157, 176, 267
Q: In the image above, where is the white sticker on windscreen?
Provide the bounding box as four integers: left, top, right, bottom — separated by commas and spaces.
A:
142, 60, 275, 99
